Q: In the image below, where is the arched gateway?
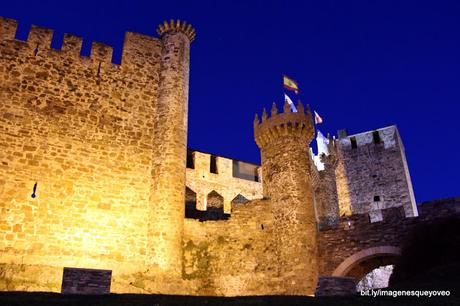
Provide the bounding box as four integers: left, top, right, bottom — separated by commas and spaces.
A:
332, 246, 401, 280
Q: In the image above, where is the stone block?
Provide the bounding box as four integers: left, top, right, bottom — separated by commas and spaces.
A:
61, 267, 112, 295
315, 276, 356, 296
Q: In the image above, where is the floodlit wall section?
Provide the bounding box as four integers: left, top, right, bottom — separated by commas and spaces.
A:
185, 150, 262, 213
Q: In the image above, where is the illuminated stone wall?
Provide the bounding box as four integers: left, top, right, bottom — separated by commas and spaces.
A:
0, 14, 429, 297
0, 16, 278, 296
334, 126, 418, 219
182, 199, 278, 296
185, 150, 262, 213
254, 101, 318, 295
312, 142, 340, 230
0, 16, 191, 292
147, 21, 194, 277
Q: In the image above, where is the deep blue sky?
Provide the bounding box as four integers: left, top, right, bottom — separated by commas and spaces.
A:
1, 1, 459, 202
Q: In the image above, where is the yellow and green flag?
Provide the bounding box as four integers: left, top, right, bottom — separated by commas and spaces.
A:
283, 75, 299, 94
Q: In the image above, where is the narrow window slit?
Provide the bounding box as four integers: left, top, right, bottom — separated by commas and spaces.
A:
33, 44, 39, 56
97, 61, 102, 78
186, 150, 195, 169
350, 137, 358, 149
210, 155, 218, 174
373, 131, 381, 144
31, 182, 38, 198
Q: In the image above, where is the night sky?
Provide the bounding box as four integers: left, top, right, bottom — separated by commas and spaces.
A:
1, 1, 459, 202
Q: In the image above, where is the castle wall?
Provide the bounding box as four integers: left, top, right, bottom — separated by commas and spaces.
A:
0, 14, 435, 297
335, 154, 353, 216
314, 154, 340, 230
182, 199, 278, 296
335, 126, 418, 218
317, 199, 460, 279
185, 151, 262, 213
0, 17, 164, 291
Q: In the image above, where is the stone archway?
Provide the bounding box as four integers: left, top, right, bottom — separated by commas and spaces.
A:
185, 186, 199, 219
202, 190, 228, 221
332, 246, 401, 281
231, 194, 249, 206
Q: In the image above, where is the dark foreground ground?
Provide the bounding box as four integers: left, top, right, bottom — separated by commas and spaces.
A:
1, 263, 458, 306
0, 290, 458, 306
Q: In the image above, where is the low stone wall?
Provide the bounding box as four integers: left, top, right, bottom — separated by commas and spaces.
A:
182, 199, 278, 296
315, 276, 356, 296
61, 267, 111, 294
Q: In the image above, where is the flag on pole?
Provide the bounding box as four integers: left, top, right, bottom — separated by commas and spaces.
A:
283, 75, 299, 94
284, 93, 297, 112
314, 111, 323, 124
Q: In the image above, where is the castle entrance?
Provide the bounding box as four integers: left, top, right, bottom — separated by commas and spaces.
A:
332, 246, 400, 291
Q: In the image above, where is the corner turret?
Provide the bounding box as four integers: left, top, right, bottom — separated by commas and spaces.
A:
148, 19, 195, 277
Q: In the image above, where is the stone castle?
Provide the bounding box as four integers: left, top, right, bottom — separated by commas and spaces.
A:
1, 17, 458, 296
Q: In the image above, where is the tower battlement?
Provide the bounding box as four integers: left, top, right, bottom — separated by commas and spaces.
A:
156, 19, 196, 42
254, 100, 314, 148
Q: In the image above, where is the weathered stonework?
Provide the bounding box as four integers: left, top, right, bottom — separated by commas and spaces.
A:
1, 14, 456, 297
317, 199, 460, 282
0, 17, 192, 293
182, 199, 278, 296
185, 150, 262, 214
334, 126, 418, 218
148, 20, 193, 277
315, 276, 356, 296
61, 267, 112, 295
313, 137, 340, 230
254, 101, 318, 295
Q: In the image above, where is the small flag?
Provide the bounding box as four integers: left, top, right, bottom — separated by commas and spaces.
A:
284, 93, 297, 112
314, 111, 323, 124
283, 75, 299, 94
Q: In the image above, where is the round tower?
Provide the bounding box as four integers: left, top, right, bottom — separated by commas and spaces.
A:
148, 20, 195, 276
254, 100, 318, 295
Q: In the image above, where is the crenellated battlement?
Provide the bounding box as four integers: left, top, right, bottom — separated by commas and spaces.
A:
0, 16, 17, 39
254, 100, 314, 148
91, 41, 113, 63
61, 33, 83, 56
156, 19, 196, 42
0, 16, 166, 66
27, 25, 54, 50
337, 125, 399, 151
